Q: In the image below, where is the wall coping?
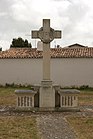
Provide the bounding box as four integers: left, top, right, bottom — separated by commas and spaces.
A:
58, 89, 80, 94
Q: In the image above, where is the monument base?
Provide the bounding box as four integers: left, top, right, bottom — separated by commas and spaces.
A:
13, 107, 80, 112
39, 80, 55, 108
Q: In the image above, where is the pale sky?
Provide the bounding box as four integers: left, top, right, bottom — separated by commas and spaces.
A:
0, 0, 93, 50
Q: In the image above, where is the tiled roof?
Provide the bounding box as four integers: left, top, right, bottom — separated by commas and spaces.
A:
0, 47, 93, 59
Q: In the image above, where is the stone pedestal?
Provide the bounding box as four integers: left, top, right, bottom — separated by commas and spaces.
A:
58, 89, 80, 108
39, 80, 55, 108
15, 90, 37, 108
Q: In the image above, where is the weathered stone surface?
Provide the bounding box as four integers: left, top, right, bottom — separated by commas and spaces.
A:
32, 19, 61, 80
15, 90, 37, 108
59, 89, 80, 94
15, 90, 36, 94
58, 89, 80, 108
39, 86, 55, 108
32, 19, 61, 109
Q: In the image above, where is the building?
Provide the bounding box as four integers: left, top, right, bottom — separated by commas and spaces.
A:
65, 43, 88, 48
0, 44, 93, 87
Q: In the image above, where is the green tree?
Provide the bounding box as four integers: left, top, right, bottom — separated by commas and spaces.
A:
24, 39, 28, 47
0, 47, 2, 51
10, 37, 32, 48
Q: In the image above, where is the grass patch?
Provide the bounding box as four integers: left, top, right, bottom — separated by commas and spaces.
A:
0, 87, 33, 106
0, 87, 93, 139
67, 117, 93, 139
0, 87, 16, 106
67, 89, 93, 139
0, 87, 93, 107
0, 87, 41, 139
0, 116, 40, 139
79, 90, 93, 105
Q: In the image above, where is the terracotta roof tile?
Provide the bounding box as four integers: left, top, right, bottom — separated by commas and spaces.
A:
0, 47, 93, 59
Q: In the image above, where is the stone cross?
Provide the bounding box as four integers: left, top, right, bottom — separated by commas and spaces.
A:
32, 19, 61, 80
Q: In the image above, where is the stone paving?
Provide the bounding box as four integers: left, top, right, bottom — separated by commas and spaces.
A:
36, 113, 77, 139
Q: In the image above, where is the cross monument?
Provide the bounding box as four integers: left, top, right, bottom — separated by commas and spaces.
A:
32, 19, 61, 108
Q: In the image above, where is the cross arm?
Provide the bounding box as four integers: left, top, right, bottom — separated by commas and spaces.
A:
54, 30, 61, 38
31, 30, 39, 39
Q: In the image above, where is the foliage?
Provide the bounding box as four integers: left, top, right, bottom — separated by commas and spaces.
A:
4, 83, 34, 89
0, 47, 2, 51
61, 85, 93, 91
10, 37, 32, 48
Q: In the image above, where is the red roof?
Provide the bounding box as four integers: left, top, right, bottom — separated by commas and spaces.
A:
0, 47, 93, 59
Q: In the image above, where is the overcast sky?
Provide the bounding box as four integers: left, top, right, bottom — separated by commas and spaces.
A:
0, 0, 93, 50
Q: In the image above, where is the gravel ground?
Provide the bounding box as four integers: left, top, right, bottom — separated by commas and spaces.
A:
36, 106, 93, 139
0, 106, 93, 139
36, 113, 77, 139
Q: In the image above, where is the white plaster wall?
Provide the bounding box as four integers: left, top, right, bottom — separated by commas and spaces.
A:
0, 59, 42, 85
51, 58, 93, 87
0, 58, 93, 87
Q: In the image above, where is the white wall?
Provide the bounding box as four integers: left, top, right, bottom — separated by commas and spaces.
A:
51, 58, 93, 87
0, 58, 93, 87
0, 59, 42, 85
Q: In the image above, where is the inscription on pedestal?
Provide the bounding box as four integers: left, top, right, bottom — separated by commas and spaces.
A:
40, 86, 55, 108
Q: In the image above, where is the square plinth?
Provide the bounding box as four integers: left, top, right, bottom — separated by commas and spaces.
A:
39, 80, 55, 108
